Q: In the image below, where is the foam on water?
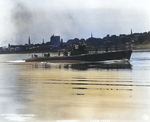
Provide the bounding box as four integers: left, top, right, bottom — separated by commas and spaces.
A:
7, 60, 25, 63
100, 59, 129, 64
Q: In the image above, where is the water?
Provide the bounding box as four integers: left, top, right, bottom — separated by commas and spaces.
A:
0, 52, 150, 122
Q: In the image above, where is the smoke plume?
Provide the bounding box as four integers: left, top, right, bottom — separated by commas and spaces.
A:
11, 2, 33, 44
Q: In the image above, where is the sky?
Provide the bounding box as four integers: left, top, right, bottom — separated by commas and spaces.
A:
0, 0, 150, 46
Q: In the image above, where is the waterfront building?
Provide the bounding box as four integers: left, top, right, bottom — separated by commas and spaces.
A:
50, 35, 61, 47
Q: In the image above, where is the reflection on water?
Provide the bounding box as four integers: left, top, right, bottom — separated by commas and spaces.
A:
0, 52, 150, 122
31, 60, 132, 71
64, 61, 132, 70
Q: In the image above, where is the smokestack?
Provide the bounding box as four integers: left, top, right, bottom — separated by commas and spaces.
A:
131, 29, 133, 35
28, 36, 30, 45
61, 39, 63, 43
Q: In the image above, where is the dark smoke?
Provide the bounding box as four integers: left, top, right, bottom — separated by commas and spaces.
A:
11, 2, 33, 44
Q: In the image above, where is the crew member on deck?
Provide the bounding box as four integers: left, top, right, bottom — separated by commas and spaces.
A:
58, 52, 60, 56
106, 46, 108, 52
64, 51, 68, 56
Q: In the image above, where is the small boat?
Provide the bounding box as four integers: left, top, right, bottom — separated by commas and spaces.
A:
25, 42, 132, 62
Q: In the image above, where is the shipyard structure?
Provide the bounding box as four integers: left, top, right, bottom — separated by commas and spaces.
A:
0, 34, 66, 53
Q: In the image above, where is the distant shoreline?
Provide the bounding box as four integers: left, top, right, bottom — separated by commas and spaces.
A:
1, 49, 150, 55
0, 50, 58, 54
133, 49, 150, 52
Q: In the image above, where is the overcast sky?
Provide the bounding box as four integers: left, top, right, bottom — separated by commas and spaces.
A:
0, 0, 150, 46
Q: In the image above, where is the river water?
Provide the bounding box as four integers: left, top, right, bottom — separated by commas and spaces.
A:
0, 52, 150, 122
